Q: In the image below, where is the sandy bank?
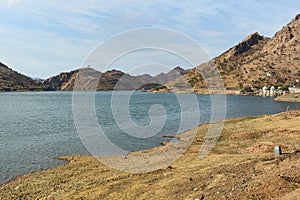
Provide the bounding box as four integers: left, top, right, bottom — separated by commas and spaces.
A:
274, 93, 300, 102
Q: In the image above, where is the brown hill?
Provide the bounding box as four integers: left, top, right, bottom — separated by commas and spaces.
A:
44, 67, 187, 91
43, 68, 102, 91
0, 62, 46, 91
44, 68, 151, 91
182, 14, 300, 92
155, 66, 187, 84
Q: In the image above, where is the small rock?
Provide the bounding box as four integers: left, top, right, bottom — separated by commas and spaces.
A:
167, 166, 175, 170
194, 195, 204, 200
193, 187, 198, 191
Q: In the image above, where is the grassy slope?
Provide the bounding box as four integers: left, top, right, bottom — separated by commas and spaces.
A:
1, 111, 300, 199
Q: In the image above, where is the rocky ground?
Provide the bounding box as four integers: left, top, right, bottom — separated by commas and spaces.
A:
1, 111, 300, 199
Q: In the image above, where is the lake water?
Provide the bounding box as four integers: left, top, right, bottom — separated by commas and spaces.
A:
1, 91, 300, 184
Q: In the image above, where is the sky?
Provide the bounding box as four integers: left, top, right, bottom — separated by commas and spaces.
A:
0, 0, 299, 79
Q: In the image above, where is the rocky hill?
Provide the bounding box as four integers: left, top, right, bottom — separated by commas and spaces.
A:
180, 14, 300, 93
43, 68, 102, 91
0, 62, 46, 91
44, 66, 187, 91
155, 66, 187, 84
0, 61, 186, 92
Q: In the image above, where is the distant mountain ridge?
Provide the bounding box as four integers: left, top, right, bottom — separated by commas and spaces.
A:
0, 60, 187, 91
43, 66, 187, 91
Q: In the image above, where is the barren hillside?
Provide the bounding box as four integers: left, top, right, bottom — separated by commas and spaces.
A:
0, 62, 46, 91
182, 14, 300, 92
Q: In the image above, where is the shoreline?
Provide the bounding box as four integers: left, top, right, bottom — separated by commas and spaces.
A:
274, 93, 300, 102
2, 89, 296, 102
0, 156, 70, 187
2, 91, 299, 189
1, 106, 299, 187
1, 110, 300, 199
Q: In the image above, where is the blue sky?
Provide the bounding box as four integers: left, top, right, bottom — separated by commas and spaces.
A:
0, 0, 299, 78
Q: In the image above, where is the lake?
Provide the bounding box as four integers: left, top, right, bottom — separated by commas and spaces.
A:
1, 91, 300, 185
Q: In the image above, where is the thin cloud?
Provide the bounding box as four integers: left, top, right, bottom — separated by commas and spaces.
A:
7, 0, 20, 9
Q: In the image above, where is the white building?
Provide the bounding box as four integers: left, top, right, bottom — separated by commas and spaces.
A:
270, 86, 275, 96
289, 87, 300, 94
262, 86, 268, 96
